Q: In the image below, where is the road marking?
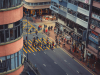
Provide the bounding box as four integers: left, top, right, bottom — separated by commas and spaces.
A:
59, 47, 95, 75
54, 62, 57, 64
44, 52, 46, 54
66, 73, 68, 75
77, 70, 79, 73
43, 64, 46, 67
33, 53, 35, 55
64, 60, 67, 62
53, 50, 55, 52
68, 63, 70, 64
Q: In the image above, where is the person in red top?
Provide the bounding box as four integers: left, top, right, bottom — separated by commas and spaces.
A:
45, 29, 48, 34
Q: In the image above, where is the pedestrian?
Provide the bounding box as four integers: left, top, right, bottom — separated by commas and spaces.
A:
42, 37, 43, 41
50, 44, 51, 49
26, 36, 27, 40
55, 42, 57, 48
32, 27, 34, 31
36, 36, 38, 40
61, 36, 63, 42
30, 29, 32, 34
64, 38, 66, 43
35, 30, 38, 35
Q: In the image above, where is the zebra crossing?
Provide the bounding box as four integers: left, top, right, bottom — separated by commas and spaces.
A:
23, 37, 58, 54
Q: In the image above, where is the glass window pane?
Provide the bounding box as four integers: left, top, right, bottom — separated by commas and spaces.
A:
0, 31, 4, 43
6, 59, 11, 71
18, 26, 20, 37
10, 29, 14, 40
11, 54, 14, 58
19, 54, 21, 65
7, 55, 10, 59
15, 56, 18, 68
11, 57, 15, 69
15, 27, 17, 39
5, 30, 9, 42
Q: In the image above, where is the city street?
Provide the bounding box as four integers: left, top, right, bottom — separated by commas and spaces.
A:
22, 19, 94, 75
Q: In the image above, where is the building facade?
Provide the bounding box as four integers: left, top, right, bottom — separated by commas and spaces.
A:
86, 0, 100, 63
50, 0, 91, 61
23, 0, 51, 16
0, 0, 24, 75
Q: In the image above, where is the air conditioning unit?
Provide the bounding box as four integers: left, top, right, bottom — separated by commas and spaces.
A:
59, 0, 62, 2
91, 25, 96, 29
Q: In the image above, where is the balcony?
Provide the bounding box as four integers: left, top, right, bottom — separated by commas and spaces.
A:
50, 5, 59, 13
76, 17, 88, 28
59, 1, 67, 7
77, 7, 89, 16
66, 13, 76, 22
59, 9, 66, 17
67, 3, 78, 11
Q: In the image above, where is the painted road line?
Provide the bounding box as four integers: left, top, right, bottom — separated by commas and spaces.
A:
59, 46, 94, 75
76, 70, 79, 73
28, 46, 34, 52
42, 38, 50, 50
23, 48, 27, 53
28, 26, 32, 32
54, 62, 57, 64
33, 53, 36, 55
43, 64, 46, 67
43, 38, 55, 49
28, 40, 37, 52
39, 38, 47, 50
35, 40, 41, 51
64, 60, 67, 62
44, 52, 46, 54
23, 23, 27, 28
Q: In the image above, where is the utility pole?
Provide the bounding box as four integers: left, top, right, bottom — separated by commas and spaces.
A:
27, 11, 29, 62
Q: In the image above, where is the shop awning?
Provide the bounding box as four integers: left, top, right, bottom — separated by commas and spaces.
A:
24, 4, 50, 10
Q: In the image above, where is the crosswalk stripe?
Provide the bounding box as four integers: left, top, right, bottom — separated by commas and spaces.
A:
23, 48, 27, 53
42, 38, 50, 50
35, 40, 41, 51
29, 40, 37, 52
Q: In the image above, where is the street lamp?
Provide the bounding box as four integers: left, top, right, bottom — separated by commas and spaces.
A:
26, 11, 29, 62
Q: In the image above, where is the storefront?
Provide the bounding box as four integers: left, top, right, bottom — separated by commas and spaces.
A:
23, 7, 51, 17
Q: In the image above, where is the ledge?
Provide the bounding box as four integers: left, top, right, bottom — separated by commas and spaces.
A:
0, 34, 23, 46
0, 3, 23, 12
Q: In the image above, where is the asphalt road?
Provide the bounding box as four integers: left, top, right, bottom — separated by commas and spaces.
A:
23, 20, 93, 75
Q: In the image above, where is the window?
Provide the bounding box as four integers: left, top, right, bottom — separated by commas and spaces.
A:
10, 29, 14, 40
77, 12, 88, 22
38, 2, 43, 5
0, 31, 4, 43
5, 30, 9, 42
78, 2, 89, 10
11, 54, 15, 69
15, 53, 18, 68
89, 40, 98, 50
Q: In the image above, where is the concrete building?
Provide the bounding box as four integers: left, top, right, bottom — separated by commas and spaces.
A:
50, 0, 90, 61
0, 0, 24, 75
50, 0, 100, 64
23, 0, 51, 16
86, 0, 100, 63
